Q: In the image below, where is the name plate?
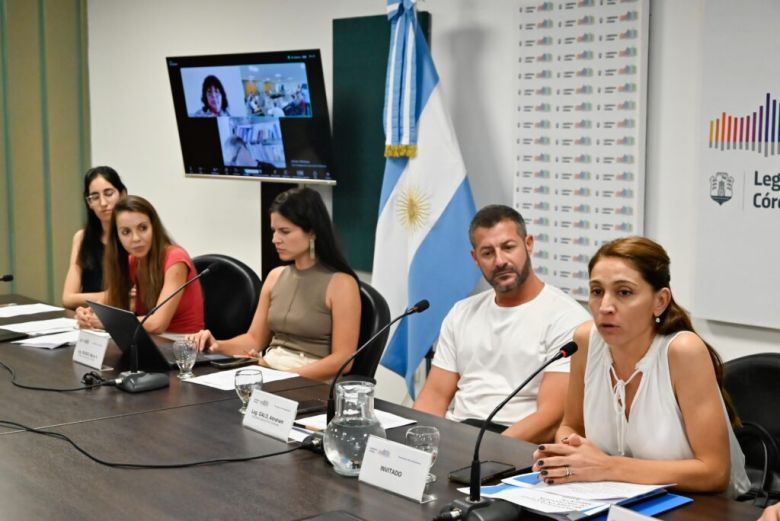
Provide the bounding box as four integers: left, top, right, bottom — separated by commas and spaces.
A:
607, 505, 655, 521
359, 435, 431, 502
242, 390, 298, 442
73, 330, 110, 370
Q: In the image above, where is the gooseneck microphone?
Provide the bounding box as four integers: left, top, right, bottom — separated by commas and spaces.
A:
1, 274, 13, 282
325, 298, 430, 423
439, 341, 579, 521
117, 263, 217, 393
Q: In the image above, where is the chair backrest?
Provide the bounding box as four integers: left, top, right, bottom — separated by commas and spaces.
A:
347, 281, 391, 378
192, 254, 262, 340
725, 353, 780, 441
724, 353, 780, 490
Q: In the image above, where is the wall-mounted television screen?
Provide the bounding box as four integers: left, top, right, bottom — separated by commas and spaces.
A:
166, 49, 335, 184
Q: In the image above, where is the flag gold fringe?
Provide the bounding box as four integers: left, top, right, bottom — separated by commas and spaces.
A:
384, 144, 418, 158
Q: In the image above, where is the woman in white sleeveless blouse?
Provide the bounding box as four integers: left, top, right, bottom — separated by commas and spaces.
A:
532, 237, 749, 498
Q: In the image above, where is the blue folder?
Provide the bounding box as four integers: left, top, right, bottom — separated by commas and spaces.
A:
478, 476, 692, 520
591, 493, 692, 520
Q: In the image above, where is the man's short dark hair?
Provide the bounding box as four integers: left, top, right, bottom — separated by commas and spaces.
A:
468, 205, 527, 245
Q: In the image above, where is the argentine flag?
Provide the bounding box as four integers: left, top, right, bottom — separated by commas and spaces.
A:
373, 0, 480, 397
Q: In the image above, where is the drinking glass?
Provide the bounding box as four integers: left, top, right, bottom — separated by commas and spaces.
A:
172, 339, 197, 380
234, 368, 263, 414
406, 425, 440, 485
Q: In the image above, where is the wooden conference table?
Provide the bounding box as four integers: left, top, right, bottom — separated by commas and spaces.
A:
0, 295, 763, 520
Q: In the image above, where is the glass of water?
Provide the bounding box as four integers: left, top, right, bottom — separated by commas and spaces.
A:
234, 368, 263, 414
172, 339, 197, 380
406, 425, 440, 485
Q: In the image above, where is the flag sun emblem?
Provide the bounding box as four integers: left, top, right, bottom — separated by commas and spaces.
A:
395, 185, 431, 232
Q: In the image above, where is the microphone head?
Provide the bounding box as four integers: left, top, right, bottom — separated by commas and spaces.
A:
559, 341, 578, 358
202, 263, 220, 276
411, 299, 430, 313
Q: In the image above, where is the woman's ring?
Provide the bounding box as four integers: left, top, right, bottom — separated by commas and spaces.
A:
565, 465, 572, 478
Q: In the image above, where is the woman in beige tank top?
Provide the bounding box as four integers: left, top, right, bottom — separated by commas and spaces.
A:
187, 187, 361, 381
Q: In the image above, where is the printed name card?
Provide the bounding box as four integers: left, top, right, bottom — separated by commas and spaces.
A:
72, 330, 111, 370
242, 390, 298, 442
607, 505, 655, 521
359, 435, 432, 502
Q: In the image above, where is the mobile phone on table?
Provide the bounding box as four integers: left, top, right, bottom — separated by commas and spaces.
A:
296, 399, 327, 416
209, 357, 258, 370
448, 461, 517, 485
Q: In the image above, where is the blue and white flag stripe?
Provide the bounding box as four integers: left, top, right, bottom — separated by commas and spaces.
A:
383, 0, 418, 154
374, 3, 480, 396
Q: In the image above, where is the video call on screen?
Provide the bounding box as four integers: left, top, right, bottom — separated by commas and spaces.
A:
167, 50, 335, 183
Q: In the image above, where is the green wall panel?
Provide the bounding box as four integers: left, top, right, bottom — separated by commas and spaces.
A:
331, 13, 430, 272
0, 0, 89, 303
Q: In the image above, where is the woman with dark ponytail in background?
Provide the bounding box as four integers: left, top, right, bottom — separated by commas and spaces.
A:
187, 187, 361, 381
532, 236, 749, 498
62, 166, 127, 309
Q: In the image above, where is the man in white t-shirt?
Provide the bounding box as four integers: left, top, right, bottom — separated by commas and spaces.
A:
413, 205, 589, 443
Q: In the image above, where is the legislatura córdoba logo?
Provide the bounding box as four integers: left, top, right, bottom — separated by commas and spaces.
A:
709, 172, 734, 205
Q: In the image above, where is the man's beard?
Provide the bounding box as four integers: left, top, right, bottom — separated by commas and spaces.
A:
486, 255, 532, 293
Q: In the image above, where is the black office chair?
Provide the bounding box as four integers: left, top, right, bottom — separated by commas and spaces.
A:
192, 254, 262, 340
724, 353, 780, 505
346, 281, 391, 378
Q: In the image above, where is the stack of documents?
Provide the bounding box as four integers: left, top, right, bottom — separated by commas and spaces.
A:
12, 330, 81, 349
3, 318, 79, 349
462, 472, 687, 520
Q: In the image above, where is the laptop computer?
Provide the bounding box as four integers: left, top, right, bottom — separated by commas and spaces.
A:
87, 301, 230, 371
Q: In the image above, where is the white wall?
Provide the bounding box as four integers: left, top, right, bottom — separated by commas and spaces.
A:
642, 0, 780, 360
88, 0, 780, 402
87, 0, 383, 275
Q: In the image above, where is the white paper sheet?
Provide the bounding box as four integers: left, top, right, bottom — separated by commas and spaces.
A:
289, 426, 315, 443
185, 366, 297, 390
502, 474, 670, 501
542, 481, 671, 501
11, 330, 80, 349
2, 317, 76, 335
0, 303, 63, 318
295, 409, 417, 432
484, 486, 607, 514
485, 473, 672, 516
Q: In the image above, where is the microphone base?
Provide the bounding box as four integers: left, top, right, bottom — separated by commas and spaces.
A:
301, 432, 324, 454
439, 497, 520, 521
116, 371, 169, 393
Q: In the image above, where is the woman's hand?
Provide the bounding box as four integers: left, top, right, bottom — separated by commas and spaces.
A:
532, 434, 611, 485
187, 329, 218, 352
75, 306, 103, 330
237, 348, 268, 367
759, 504, 780, 521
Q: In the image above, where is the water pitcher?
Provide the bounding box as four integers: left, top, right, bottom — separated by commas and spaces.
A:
323, 378, 386, 476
